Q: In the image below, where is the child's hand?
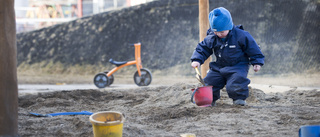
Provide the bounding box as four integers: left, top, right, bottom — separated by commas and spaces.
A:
253, 65, 261, 72
191, 61, 200, 68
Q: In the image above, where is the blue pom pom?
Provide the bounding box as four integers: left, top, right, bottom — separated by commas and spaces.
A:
214, 9, 221, 16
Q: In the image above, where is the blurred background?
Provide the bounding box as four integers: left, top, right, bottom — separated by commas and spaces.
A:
15, 0, 155, 32
15, 0, 320, 85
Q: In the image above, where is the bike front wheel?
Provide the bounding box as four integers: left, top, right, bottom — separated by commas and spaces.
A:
133, 68, 152, 86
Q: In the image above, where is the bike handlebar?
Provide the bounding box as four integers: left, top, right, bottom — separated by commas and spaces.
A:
129, 42, 141, 46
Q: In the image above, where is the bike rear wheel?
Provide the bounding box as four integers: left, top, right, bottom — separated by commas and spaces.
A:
94, 73, 110, 88
104, 71, 114, 85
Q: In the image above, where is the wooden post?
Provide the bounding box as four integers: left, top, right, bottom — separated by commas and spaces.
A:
199, 0, 210, 78
0, 0, 18, 136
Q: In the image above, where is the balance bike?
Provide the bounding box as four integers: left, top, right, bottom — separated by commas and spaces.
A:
93, 43, 152, 88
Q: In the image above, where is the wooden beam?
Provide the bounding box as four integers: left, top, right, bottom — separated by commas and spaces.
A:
0, 0, 18, 136
198, 0, 210, 78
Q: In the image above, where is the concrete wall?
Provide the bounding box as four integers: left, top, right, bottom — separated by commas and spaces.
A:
17, 0, 320, 75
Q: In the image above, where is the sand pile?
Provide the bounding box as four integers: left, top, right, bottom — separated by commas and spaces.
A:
18, 83, 320, 136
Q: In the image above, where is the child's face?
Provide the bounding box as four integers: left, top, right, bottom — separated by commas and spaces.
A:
214, 30, 230, 38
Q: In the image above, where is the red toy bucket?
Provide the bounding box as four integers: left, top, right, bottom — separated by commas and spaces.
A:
191, 86, 213, 107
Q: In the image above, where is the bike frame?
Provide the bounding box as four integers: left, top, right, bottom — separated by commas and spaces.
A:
106, 43, 143, 77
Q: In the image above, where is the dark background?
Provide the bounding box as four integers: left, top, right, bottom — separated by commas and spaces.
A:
16, 0, 320, 76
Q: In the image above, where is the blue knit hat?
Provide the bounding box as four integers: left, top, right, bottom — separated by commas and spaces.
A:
209, 7, 233, 32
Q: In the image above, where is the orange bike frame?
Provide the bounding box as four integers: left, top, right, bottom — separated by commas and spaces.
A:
106, 43, 143, 77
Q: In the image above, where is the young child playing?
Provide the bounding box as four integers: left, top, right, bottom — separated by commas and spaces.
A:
191, 7, 265, 106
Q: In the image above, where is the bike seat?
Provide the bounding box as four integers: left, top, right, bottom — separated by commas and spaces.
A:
109, 58, 128, 67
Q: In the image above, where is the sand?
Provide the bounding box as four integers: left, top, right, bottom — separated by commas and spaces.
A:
18, 80, 320, 136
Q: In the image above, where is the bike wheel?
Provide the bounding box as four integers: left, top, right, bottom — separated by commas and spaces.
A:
133, 68, 152, 86
93, 73, 109, 88
104, 71, 114, 85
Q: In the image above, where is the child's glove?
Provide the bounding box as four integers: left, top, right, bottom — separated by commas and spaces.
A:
191, 61, 200, 68
253, 65, 261, 72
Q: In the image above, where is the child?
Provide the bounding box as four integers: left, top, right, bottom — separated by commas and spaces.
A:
190, 7, 264, 106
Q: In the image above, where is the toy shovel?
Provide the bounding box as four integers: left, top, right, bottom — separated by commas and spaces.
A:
194, 67, 205, 86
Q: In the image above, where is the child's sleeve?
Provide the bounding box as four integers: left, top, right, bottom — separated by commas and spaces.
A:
242, 32, 265, 66
190, 37, 214, 64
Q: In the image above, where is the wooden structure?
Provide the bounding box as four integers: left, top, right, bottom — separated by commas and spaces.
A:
0, 0, 18, 136
198, 0, 210, 78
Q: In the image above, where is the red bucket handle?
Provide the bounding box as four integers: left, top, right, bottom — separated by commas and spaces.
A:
191, 88, 198, 104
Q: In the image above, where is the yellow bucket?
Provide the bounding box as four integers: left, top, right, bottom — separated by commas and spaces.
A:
89, 111, 125, 137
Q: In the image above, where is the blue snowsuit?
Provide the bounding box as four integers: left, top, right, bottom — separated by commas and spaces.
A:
191, 25, 264, 101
